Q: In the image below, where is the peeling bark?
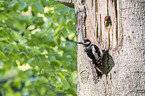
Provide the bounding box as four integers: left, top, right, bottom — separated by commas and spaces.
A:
75, 0, 145, 95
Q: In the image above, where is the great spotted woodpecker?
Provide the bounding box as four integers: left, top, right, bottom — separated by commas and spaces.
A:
104, 16, 112, 27
82, 38, 104, 73
83, 38, 102, 63
66, 37, 103, 61
66, 37, 108, 76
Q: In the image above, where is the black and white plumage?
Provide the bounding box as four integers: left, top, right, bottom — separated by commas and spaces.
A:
82, 38, 103, 73
84, 43, 101, 62
75, 38, 109, 77
83, 38, 102, 61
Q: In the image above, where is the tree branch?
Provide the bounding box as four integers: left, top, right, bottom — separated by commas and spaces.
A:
55, 0, 74, 8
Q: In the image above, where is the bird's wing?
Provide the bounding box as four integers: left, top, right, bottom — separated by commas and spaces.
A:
91, 44, 99, 60
93, 44, 103, 58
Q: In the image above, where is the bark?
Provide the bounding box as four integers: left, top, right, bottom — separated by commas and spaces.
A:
55, 0, 74, 8
75, 0, 145, 96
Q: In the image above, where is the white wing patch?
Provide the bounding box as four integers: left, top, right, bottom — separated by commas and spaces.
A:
92, 45, 99, 60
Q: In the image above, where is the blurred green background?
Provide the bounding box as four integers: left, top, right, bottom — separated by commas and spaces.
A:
0, 0, 77, 96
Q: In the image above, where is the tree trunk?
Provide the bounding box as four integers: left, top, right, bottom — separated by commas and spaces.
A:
75, 0, 145, 96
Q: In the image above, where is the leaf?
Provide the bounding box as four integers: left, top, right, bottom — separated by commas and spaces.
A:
13, 22, 26, 31
50, 60, 60, 68
0, 38, 9, 41
45, 17, 53, 27
61, 79, 70, 90
29, 47, 41, 54
10, 31, 22, 41
31, 3, 43, 13
58, 72, 66, 80
13, 77, 21, 89
27, 58, 35, 64
47, 39, 57, 47
54, 25, 62, 37
18, 2, 27, 10
56, 35, 61, 45
61, 27, 68, 37
8, 0, 18, 7
0, 51, 6, 59
59, 16, 64, 23
34, 17, 44, 25
11, 43, 19, 51
58, 72, 70, 90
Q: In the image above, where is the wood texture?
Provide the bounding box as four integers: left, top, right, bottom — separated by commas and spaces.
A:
75, 0, 145, 95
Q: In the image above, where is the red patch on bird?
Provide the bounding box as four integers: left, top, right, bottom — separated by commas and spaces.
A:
104, 16, 109, 21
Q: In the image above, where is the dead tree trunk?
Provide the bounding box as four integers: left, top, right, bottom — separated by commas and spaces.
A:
75, 0, 145, 96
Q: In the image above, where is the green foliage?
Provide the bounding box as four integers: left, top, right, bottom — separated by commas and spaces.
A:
0, 0, 77, 96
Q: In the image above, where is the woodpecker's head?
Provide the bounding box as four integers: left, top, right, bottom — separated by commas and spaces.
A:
83, 38, 91, 46
104, 16, 111, 27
